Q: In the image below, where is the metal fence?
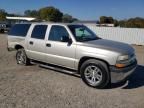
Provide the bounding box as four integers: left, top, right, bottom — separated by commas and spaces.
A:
85, 24, 144, 45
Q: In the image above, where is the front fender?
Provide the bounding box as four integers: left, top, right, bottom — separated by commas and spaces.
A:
75, 46, 120, 69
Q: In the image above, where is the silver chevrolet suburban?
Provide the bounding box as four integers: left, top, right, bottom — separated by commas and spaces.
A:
7, 23, 137, 88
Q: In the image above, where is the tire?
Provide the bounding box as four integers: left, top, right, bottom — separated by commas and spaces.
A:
16, 49, 30, 65
80, 59, 110, 89
0, 29, 4, 33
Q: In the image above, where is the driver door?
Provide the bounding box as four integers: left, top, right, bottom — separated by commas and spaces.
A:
45, 25, 76, 69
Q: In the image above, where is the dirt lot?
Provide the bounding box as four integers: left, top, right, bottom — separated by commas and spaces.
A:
0, 34, 144, 108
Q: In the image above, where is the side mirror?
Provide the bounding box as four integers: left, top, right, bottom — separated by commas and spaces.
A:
68, 38, 72, 45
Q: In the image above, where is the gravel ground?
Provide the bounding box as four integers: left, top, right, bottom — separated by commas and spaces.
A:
0, 34, 144, 108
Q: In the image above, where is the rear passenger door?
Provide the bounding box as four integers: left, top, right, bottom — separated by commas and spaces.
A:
26, 24, 47, 62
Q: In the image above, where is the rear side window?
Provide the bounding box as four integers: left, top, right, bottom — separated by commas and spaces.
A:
31, 25, 47, 39
8, 24, 31, 37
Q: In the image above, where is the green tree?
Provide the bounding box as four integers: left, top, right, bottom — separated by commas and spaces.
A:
0, 9, 7, 21
39, 6, 63, 22
114, 19, 119, 27
100, 16, 114, 24
118, 20, 126, 27
100, 16, 106, 24
108, 17, 114, 23
62, 14, 73, 23
119, 17, 144, 28
24, 10, 39, 18
24, 10, 31, 16
62, 14, 78, 23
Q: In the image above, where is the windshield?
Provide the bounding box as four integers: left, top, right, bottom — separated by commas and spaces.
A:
68, 25, 100, 42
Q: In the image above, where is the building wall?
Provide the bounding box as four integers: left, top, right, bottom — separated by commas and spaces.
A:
85, 24, 144, 45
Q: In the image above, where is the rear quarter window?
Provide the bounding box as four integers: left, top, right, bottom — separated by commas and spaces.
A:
8, 24, 31, 37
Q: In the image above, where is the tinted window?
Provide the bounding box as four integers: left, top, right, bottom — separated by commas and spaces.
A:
31, 25, 47, 39
6, 24, 11, 28
49, 25, 69, 41
8, 24, 31, 37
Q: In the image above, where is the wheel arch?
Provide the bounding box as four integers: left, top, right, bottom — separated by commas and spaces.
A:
15, 44, 24, 50
78, 56, 110, 73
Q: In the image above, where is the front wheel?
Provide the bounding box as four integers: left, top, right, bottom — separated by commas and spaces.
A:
80, 59, 110, 89
16, 49, 30, 65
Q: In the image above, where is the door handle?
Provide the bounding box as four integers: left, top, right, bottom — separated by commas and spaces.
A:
29, 41, 33, 45
46, 43, 51, 47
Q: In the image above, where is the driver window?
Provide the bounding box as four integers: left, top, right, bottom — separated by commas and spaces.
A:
48, 25, 69, 42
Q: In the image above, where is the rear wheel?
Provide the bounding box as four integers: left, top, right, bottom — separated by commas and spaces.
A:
80, 59, 110, 89
16, 49, 30, 65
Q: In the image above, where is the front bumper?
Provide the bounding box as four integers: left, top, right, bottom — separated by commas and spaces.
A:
110, 60, 137, 83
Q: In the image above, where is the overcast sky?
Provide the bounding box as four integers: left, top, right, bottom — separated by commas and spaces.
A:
0, 0, 144, 20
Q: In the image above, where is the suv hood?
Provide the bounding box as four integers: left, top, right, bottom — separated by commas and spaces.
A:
78, 39, 134, 55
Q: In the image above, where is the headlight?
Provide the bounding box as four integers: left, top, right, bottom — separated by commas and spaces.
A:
116, 55, 129, 68
117, 55, 129, 61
